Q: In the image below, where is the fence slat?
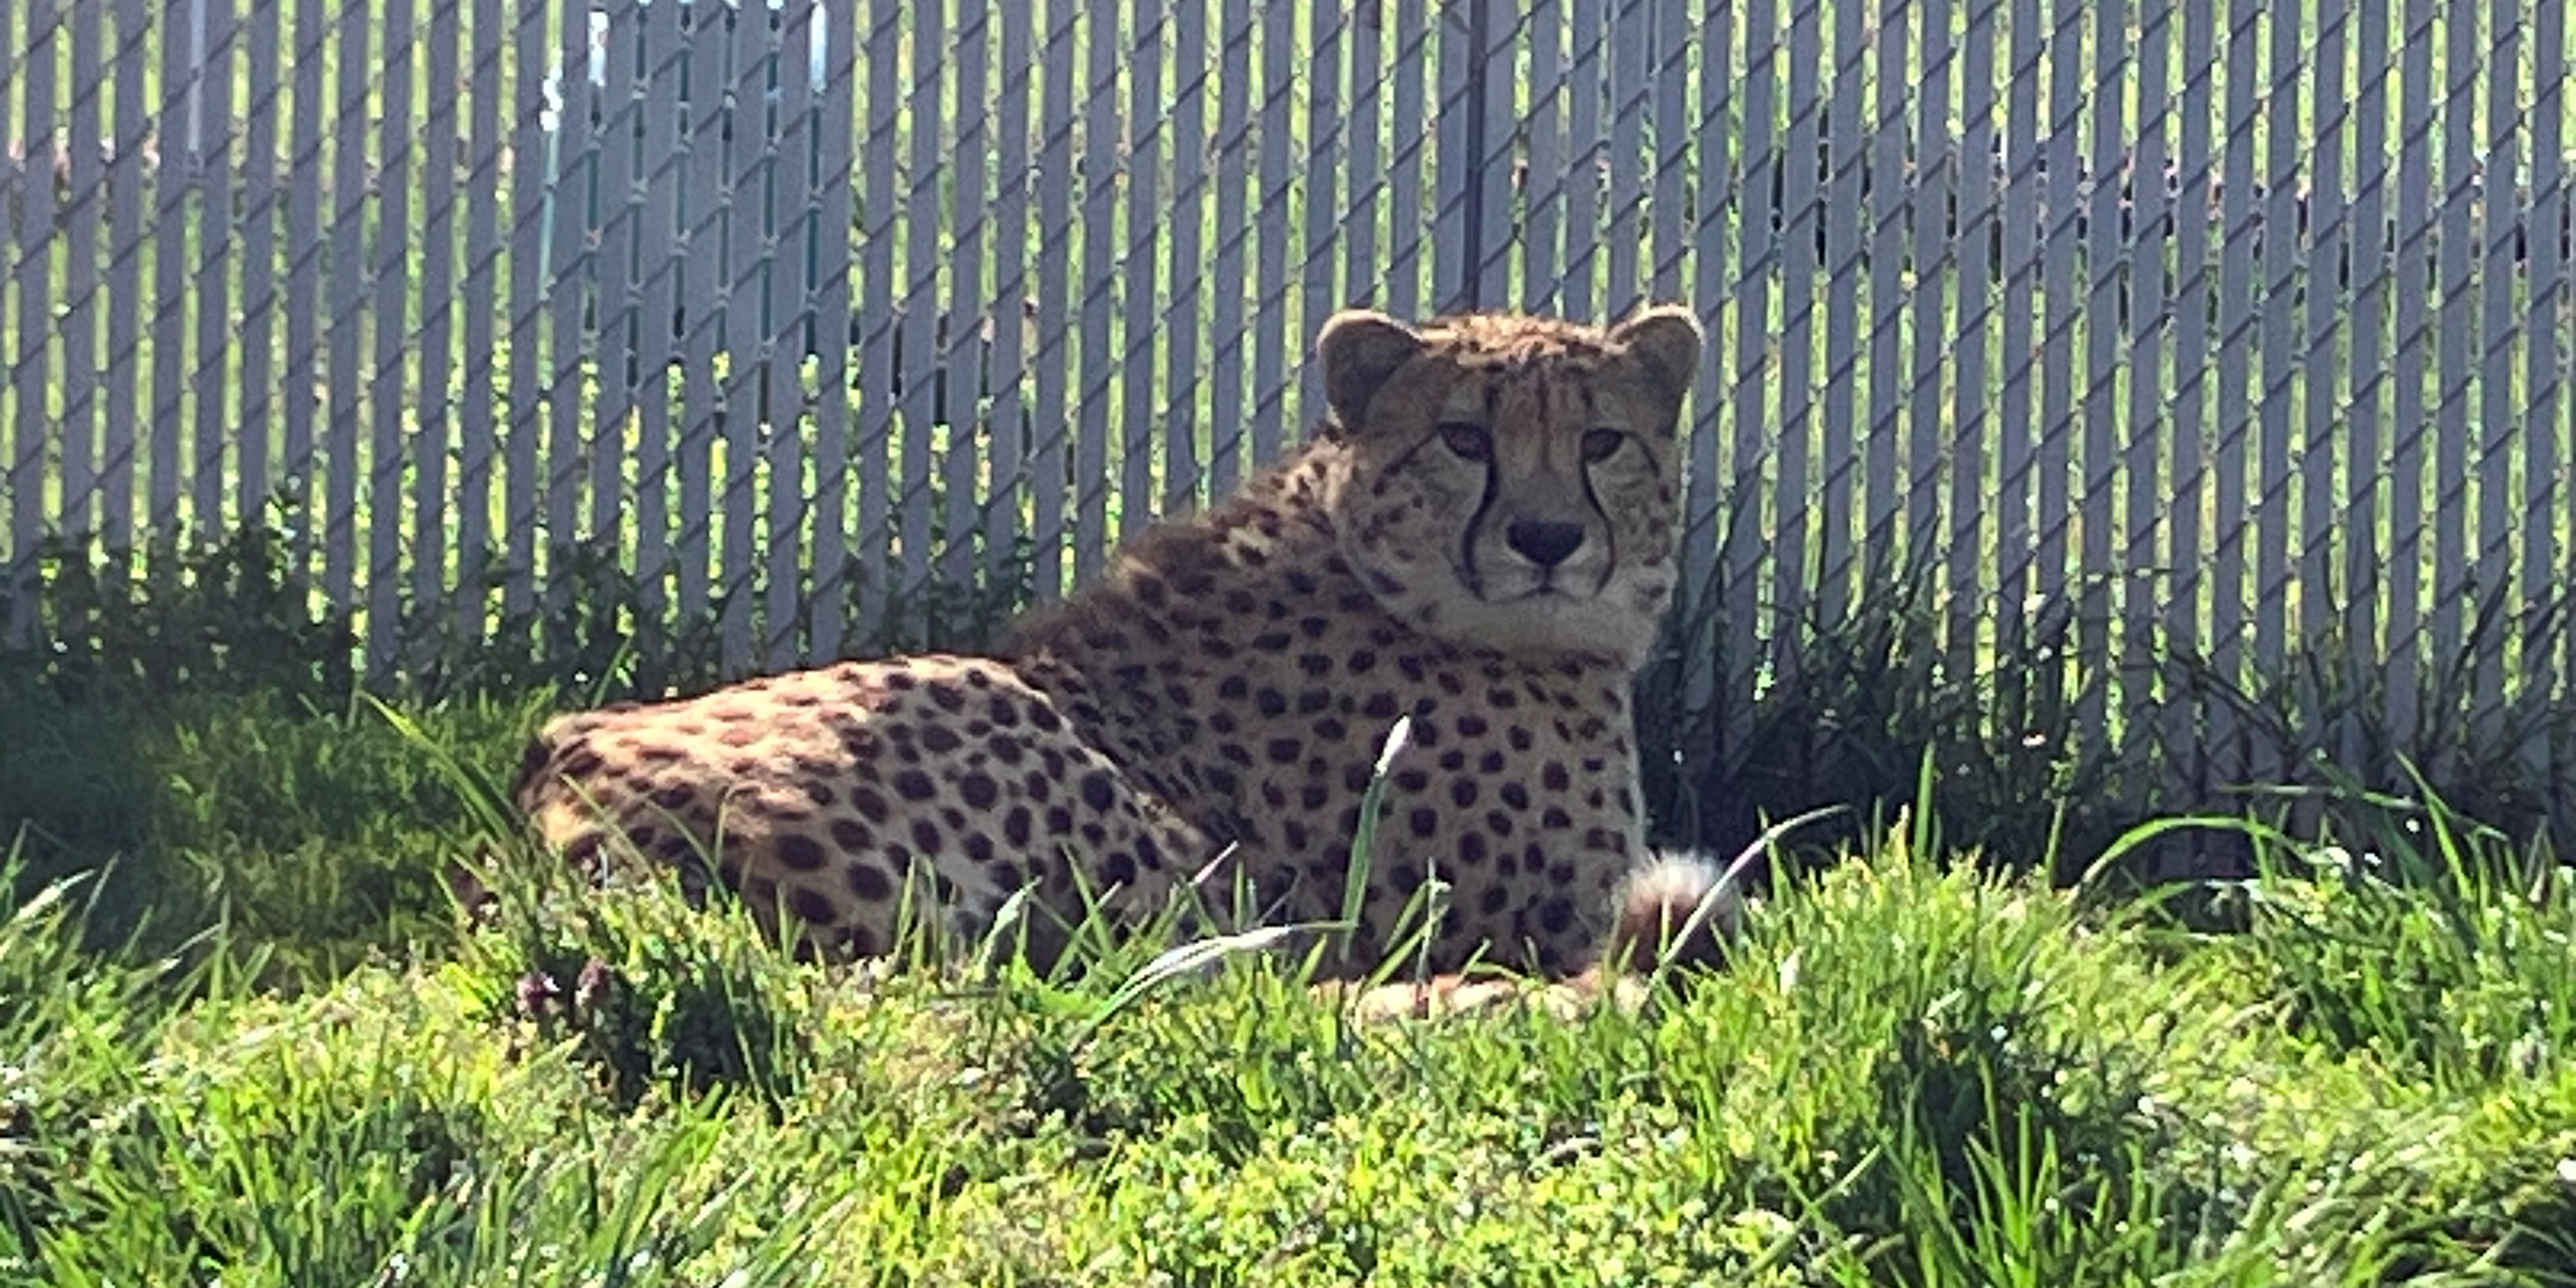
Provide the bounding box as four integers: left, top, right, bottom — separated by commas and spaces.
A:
2383, 0, 2435, 751
2165, 0, 2214, 806
766, 0, 822, 670
2078, 0, 2127, 737
806, 0, 859, 657
502, 0, 546, 625
546, 0, 594, 656
1126, 0, 1167, 536
2343, 0, 2392, 770
1560, 0, 1605, 321
2032, 0, 2080, 721
2531, 0, 2570, 776
1025, 0, 1073, 600
1073, 0, 1116, 580
1522, 0, 1561, 309
1816, 0, 1862, 624
632, 0, 684, 644
105, 0, 152, 560
2476, 0, 2523, 731
190, 0, 235, 539
1606, 0, 1648, 310
716, 0, 768, 670
1726, 0, 1780, 760
1859, 0, 1905, 572
946, 0, 995, 623
591, 0, 642, 608
1250, 0, 1293, 459
2124, 0, 2172, 757
415, 0, 460, 640
59, 1, 102, 549
1945, 0, 1995, 670
5, 1, 54, 645
1774, 0, 1822, 632
459, 0, 505, 640
674, 0, 729, 635
1993, 0, 2041, 722
1161, 0, 1200, 509
367, 0, 415, 677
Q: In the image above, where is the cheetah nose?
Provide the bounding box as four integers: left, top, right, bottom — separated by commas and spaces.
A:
1505, 519, 1586, 569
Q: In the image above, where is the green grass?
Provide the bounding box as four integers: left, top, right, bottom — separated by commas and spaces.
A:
9, 673, 2576, 1284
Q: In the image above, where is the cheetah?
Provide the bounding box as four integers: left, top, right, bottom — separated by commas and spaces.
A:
510, 304, 1741, 990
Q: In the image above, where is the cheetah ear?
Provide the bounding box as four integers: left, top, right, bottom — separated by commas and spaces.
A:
1610, 305, 1705, 413
1314, 309, 1425, 430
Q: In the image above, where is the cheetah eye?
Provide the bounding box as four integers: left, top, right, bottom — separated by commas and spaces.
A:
1581, 429, 1625, 463
1437, 422, 1492, 461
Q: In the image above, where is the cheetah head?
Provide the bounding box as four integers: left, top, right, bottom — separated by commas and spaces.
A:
1313, 305, 1704, 670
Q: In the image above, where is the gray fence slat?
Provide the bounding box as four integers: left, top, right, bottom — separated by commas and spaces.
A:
1648, 0, 1688, 299
1473, 0, 1514, 304
502, 0, 547, 623
2474, 0, 2522, 729
1205, 0, 1251, 496
1859, 0, 1904, 572
2077, 0, 2126, 737
2382, 0, 2435, 749
57, 3, 101, 550
591, 0, 641, 599
105, 0, 151, 558
766, 0, 822, 670
807, 0, 859, 657
55, 2, 100, 552
1993, 0, 2041, 716
1816, 0, 1862, 625
2032, 0, 2079, 711
2165, 0, 2214, 798
2304, 0, 2352, 755
1605, 0, 1648, 310
1908, 0, 1952, 568
2531, 0, 2569, 763
1126, 0, 1167, 537
546, 0, 594, 646
2428, 0, 2478, 704
1681, 0, 1733, 728
1073, 0, 1116, 580
2249, 0, 2298, 729
1249, 0, 1292, 461
1024, 0, 1072, 601
369, 0, 414, 677
282, 0, 325, 579
1560, 0, 1604, 321
1161, 0, 1202, 509
715, 0, 769, 671
1728, 0, 1779, 752
940, 0, 988, 601
1522, 0, 1561, 309
5, 1, 54, 645
1945, 0, 1995, 668
1774, 0, 1821, 631
1432, 0, 1474, 308
2341, 0, 2390, 770
151, 0, 193, 548
674, 0, 730, 631
1384, 0, 1429, 317
2207, 0, 2260, 776
2124, 0, 2172, 751
415, 0, 460, 638
190, 0, 235, 539
855, 0, 902, 634
459, 0, 505, 640
632, 0, 685, 635
1299, 0, 1338, 410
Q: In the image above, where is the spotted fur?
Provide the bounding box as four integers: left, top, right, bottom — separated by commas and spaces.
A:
510, 304, 1735, 985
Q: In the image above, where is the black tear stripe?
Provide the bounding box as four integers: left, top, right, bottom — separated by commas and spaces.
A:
1460, 381, 1502, 593
1577, 381, 1620, 595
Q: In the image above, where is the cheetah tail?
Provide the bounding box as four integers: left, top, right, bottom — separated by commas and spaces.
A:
1604, 849, 1747, 977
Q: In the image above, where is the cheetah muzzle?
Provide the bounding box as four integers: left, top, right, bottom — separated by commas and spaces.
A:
509, 303, 1744, 1002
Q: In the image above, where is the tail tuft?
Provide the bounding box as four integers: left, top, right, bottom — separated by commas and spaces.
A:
1606, 849, 1745, 976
